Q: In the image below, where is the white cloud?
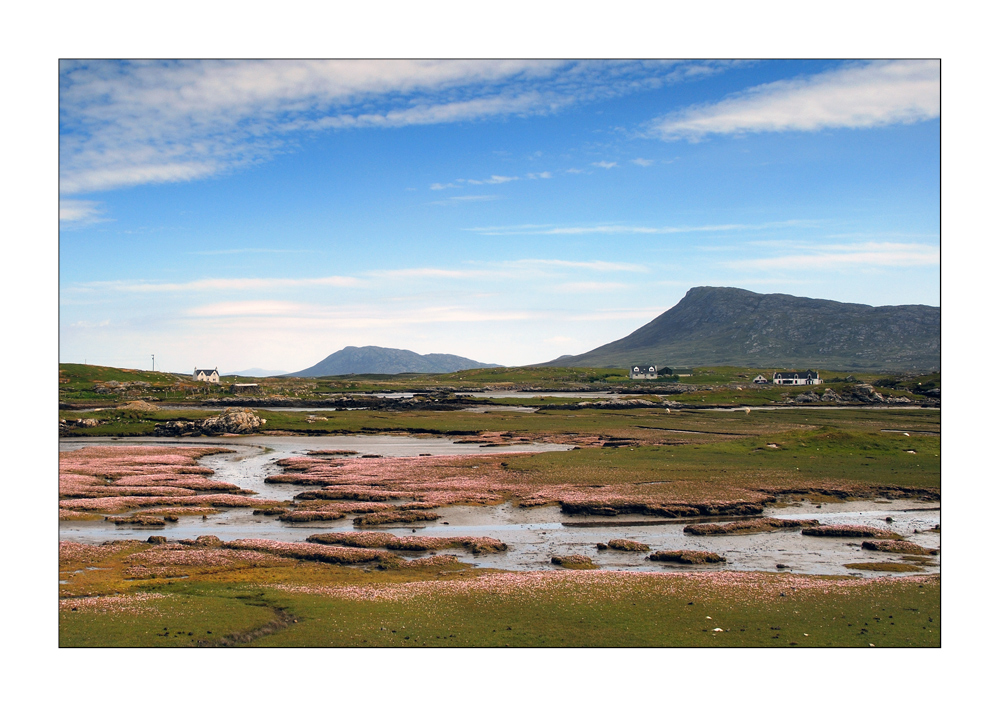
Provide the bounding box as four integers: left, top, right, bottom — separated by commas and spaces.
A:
732, 242, 939, 269
466, 219, 811, 237
527, 171, 553, 179
59, 199, 107, 224
592, 161, 618, 169
551, 281, 632, 293
71, 275, 362, 293
61, 60, 729, 195
654, 60, 939, 140
430, 194, 501, 205
630, 158, 654, 166
510, 259, 648, 273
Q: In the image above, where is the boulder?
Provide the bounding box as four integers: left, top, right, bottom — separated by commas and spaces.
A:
794, 392, 821, 403
200, 408, 265, 435
154, 408, 265, 436
820, 388, 842, 402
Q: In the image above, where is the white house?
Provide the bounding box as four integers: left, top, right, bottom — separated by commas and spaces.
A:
752, 374, 768, 384
193, 367, 220, 383
629, 365, 657, 379
772, 370, 822, 385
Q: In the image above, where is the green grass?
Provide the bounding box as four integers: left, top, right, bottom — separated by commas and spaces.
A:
59, 563, 941, 647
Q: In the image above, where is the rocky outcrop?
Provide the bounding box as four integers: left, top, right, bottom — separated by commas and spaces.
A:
59, 418, 99, 434
843, 384, 885, 403
820, 388, 842, 402
153, 408, 266, 436
794, 391, 821, 403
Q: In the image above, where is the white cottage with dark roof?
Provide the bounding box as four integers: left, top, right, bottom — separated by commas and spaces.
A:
772, 370, 822, 385
193, 367, 220, 383
629, 365, 657, 380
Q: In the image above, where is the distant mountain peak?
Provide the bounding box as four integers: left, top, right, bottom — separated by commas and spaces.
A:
542, 286, 939, 372
287, 345, 501, 376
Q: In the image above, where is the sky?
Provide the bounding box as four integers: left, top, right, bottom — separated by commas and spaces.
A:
59, 59, 941, 373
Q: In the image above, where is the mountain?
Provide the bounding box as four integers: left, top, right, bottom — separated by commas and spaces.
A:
287, 346, 502, 377
223, 368, 289, 377
541, 287, 940, 371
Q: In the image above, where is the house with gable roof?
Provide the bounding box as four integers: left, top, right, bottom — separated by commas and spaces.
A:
193, 367, 220, 383
772, 370, 822, 385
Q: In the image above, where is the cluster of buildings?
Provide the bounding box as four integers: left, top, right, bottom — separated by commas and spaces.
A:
628, 365, 823, 385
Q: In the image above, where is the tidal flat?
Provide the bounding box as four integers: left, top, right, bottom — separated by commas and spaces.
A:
59, 404, 941, 647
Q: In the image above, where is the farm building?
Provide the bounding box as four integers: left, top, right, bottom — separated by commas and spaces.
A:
193, 367, 220, 383
752, 375, 768, 384
772, 370, 822, 385
629, 365, 657, 379
662, 367, 693, 377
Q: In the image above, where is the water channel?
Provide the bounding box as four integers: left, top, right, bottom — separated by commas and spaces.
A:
60, 435, 940, 577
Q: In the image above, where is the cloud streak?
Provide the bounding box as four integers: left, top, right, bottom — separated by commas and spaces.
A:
731, 241, 939, 270
60, 59, 731, 195
653, 60, 939, 140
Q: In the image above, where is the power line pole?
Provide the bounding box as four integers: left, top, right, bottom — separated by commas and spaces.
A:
151, 354, 155, 372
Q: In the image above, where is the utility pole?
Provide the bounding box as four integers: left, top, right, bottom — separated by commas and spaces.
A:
151, 354, 155, 372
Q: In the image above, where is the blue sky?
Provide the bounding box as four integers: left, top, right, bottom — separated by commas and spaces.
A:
59, 59, 940, 373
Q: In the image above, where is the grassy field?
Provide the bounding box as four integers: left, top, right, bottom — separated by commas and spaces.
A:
58, 363, 941, 648
59, 363, 940, 404
59, 549, 940, 648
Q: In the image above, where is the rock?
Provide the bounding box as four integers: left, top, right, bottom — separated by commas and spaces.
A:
200, 408, 265, 435
820, 388, 842, 402
794, 392, 821, 403
118, 400, 161, 411
147, 535, 169, 544
847, 384, 885, 403
154, 408, 264, 436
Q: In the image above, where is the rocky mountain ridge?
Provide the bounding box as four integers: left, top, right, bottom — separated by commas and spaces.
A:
543, 287, 940, 371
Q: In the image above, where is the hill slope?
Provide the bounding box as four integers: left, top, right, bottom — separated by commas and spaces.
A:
542, 287, 940, 371
288, 346, 502, 377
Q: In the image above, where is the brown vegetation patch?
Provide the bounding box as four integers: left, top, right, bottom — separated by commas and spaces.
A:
292, 488, 410, 501
308, 531, 507, 554
605, 539, 650, 552
648, 550, 726, 564
802, 525, 903, 539
60, 509, 103, 521
106, 514, 176, 526
305, 449, 358, 456
222, 538, 394, 564
405, 554, 463, 568
551, 554, 598, 569
560, 498, 765, 518
684, 518, 820, 535
353, 510, 442, 526
278, 510, 347, 522
861, 540, 938, 555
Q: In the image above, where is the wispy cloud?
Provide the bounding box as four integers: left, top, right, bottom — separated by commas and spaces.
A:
551, 281, 633, 293
60, 59, 732, 195
509, 259, 648, 273
466, 220, 813, 237
430, 194, 501, 205
653, 60, 939, 141
59, 199, 108, 225
526, 171, 552, 179
69, 275, 361, 294
461, 175, 518, 185
731, 241, 939, 269
630, 158, 654, 166
592, 161, 618, 169
185, 248, 317, 256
